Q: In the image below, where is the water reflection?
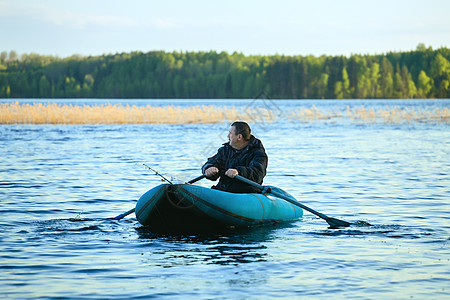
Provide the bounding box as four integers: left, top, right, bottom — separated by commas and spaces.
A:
135, 224, 292, 267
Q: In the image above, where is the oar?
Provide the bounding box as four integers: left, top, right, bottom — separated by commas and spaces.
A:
235, 175, 352, 229
109, 208, 135, 221
108, 174, 206, 220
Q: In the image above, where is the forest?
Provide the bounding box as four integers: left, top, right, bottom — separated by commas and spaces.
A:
0, 44, 449, 99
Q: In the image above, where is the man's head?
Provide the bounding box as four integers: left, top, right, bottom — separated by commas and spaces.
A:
228, 121, 251, 149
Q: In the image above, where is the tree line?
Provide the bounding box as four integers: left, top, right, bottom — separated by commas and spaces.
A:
1, 44, 449, 99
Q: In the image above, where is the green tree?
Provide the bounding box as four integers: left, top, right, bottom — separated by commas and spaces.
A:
334, 67, 350, 99
0, 47, 449, 99
417, 70, 433, 98
8, 50, 18, 61
430, 54, 450, 97
317, 73, 329, 99
380, 58, 394, 98
0, 51, 7, 64
369, 63, 381, 98
39, 75, 51, 97
406, 73, 417, 98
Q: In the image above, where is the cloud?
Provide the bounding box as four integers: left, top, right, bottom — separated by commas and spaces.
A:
0, 1, 140, 30
147, 18, 183, 29
1, 0, 448, 57
39, 6, 141, 30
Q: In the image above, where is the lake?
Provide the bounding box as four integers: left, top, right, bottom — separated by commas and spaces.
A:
0, 99, 449, 299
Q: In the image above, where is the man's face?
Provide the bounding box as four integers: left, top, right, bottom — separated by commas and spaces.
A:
227, 126, 240, 149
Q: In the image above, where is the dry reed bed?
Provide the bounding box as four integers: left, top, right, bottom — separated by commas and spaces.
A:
0, 102, 448, 124
0, 102, 275, 124
289, 105, 449, 124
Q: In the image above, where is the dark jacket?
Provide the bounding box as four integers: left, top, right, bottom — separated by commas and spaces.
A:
201, 135, 268, 193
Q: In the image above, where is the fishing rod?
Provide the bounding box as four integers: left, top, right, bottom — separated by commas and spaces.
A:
108, 165, 205, 221
140, 163, 174, 184
139, 164, 197, 185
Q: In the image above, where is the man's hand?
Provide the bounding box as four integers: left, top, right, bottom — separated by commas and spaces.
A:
205, 167, 219, 178
225, 168, 238, 178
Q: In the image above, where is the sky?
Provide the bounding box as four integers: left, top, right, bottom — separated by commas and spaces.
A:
1, 0, 449, 58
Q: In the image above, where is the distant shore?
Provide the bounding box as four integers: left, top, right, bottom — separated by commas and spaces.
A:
1, 46, 449, 99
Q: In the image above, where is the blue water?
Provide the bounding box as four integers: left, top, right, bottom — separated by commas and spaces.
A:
1, 99, 449, 299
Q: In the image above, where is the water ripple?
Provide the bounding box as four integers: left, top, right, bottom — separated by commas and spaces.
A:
0, 99, 449, 299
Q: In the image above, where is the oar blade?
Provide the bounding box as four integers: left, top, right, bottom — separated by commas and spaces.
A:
326, 217, 352, 229
234, 175, 355, 229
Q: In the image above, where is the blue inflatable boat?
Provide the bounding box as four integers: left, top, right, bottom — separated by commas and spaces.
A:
135, 183, 303, 231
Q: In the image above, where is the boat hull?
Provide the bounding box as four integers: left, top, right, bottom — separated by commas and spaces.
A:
135, 183, 303, 231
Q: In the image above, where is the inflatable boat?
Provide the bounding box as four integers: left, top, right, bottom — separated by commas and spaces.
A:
135, 183, 303, 231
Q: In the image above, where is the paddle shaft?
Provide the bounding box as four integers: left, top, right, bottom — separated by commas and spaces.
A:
235, 175, 327, 217
235, 175, 351, 228
110, 174, 206, 220
111, 208, 135, 221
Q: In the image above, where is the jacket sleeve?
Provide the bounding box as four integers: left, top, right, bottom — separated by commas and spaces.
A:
235, 148, 268, 184
201, 147, 225, 181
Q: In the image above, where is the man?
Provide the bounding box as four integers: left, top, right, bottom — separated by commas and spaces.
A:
202, 121, 268, 193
